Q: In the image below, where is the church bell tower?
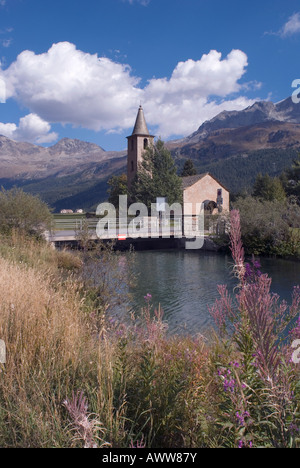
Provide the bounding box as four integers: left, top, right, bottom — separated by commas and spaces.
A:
127, 105, 154, 190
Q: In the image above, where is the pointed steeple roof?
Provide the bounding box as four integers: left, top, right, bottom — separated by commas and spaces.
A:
131, 105, 150, 136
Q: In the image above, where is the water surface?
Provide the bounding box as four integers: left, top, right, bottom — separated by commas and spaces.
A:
127, 251, 300, 335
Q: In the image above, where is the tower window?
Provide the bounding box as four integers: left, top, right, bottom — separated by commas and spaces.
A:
144, 138, 148, 150
131, 161, 134, 172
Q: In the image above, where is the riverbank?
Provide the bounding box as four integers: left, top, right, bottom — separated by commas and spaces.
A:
0, 228, 299, 448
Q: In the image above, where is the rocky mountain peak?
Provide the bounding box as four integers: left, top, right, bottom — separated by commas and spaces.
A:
186, 97, 300, 144
49, 138, 106, 155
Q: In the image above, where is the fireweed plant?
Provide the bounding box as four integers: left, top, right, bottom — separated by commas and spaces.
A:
209, 210, 300, 448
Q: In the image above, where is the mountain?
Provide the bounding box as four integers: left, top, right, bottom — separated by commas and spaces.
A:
0, 136, 125, 179
0, 136, 127, 211
168, 121, 300, 161
166, 97, 300, 192
181, 97, 300, 144
0, 96, 300, 210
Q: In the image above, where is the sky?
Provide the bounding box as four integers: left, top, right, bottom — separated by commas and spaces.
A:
0, 0, 300, 151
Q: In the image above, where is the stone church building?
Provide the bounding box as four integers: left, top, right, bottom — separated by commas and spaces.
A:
127, 105, 230, 215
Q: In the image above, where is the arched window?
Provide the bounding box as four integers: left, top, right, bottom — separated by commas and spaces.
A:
144, 138, 148, 150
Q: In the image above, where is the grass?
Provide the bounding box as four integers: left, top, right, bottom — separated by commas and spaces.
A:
0, 224, 299, 448
0, 251, 90, 446
0, 231, 82, 272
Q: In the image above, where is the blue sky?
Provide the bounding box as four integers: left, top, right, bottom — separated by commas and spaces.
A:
0, 0, 300, 150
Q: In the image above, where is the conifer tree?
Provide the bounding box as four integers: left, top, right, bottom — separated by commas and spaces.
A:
253, 173, 286, 202
130, 139, 183, 209
107, 174, 128, 207
283, 154, 300, 203
181, 159, 197, 177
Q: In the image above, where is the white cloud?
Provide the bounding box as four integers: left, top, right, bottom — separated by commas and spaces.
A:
145, 97, 256, 138
146, 50, 248, 99
143, 49, 254, 136
280, 12, 300, 37
3, 42, 142, 131
2, 42, 256, 141
0, 113, 58, 144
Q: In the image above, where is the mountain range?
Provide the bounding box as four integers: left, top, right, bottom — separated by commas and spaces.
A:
0, 96, 300, 211
0, 135, 126, 179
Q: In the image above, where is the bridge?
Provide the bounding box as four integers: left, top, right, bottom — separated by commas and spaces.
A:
45, 216, 212, 250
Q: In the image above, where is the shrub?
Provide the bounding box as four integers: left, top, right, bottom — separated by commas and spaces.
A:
55, 249, 83, 271
233, 196, 300, 257
0, 187, 52, 238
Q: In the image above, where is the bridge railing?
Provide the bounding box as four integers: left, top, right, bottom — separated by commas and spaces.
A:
53, 218, 99, 231
51, 216, 209, 240
53, 217, 183, 232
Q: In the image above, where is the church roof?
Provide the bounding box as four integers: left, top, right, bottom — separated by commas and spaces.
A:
131, 105, 150, 136
182, 173, 229, 192
182, 173, 208, 189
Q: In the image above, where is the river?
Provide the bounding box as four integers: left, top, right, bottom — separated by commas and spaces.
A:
126, 250, 300, 336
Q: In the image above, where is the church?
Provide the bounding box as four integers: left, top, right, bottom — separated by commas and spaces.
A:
126, 106, 230, 215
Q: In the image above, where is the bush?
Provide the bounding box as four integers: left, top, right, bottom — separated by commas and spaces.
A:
0, 187, 52, 237
55, 249, 83, 271
233, 196, 300, 257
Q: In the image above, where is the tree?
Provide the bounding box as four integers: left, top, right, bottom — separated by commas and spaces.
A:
181, 159, 197, 177
107, 174, 128, 208
253, 173, 286, 202
0, 187, 52, 237
130, 139, 183, 209
282, 154, 300, 204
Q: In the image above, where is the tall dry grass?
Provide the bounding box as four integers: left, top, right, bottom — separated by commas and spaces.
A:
0, 240, 211, 448
0, 231, 82, 274
0, 251, 95, 447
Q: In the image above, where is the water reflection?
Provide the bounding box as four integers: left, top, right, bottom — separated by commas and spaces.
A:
127, 251, 300, 336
